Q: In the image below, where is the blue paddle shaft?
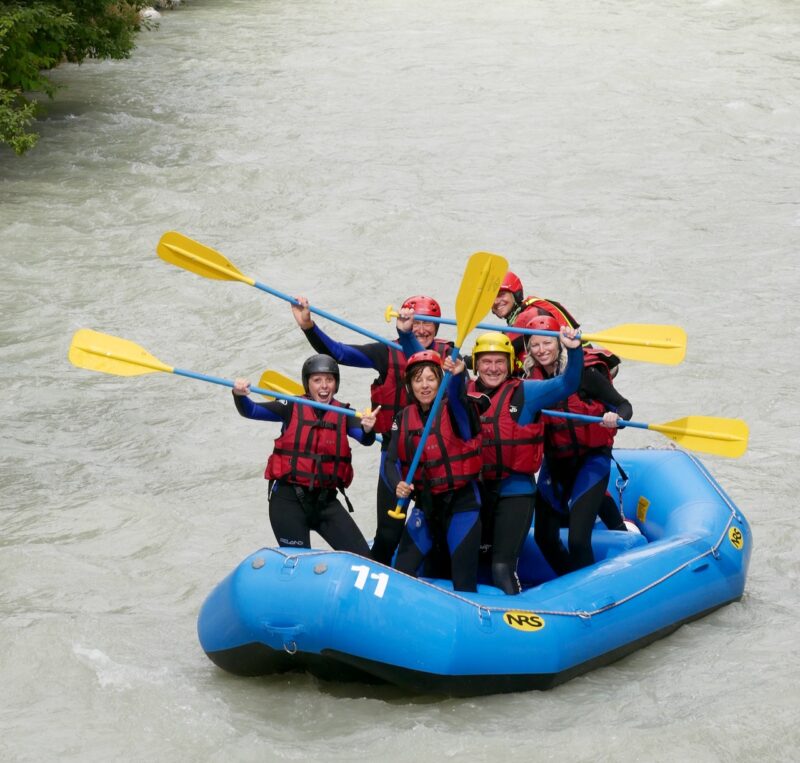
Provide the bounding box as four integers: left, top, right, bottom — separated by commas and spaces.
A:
174, 367, 382, 441
252, 280, 403, 350
541, 409, 645, 431
408, 312, 563, 339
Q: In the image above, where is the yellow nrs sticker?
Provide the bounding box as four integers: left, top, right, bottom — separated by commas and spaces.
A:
637, 496, 650, 524
503, 611, 545, 632
728, 526, 744, 550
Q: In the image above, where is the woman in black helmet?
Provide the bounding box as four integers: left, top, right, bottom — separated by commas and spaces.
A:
232, 354, 378, 555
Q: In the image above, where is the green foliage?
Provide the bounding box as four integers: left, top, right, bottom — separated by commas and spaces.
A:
0, 0, 146, 155
0, 5, 75, 94
57, 1, 144, 63
0, 87, 38, 154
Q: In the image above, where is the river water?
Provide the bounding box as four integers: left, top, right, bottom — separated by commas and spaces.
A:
2, 0, 799, 760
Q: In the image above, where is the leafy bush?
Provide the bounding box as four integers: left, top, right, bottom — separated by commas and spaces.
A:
0, 1, 145, 155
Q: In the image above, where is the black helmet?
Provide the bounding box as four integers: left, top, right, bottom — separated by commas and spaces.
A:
301, 354, 340, 393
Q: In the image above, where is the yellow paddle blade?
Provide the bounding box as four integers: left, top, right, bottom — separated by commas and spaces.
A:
69, 329, 173, 377
581, 324, 687, 366
157, 231, 255, 285
454, 252, 508, 347
258, 370, 305, 397
649, 416, 749, 458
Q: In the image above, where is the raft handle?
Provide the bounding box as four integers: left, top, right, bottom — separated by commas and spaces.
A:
262, 621, 305, 655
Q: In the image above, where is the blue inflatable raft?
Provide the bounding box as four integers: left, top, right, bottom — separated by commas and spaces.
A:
197, 448, 751, 695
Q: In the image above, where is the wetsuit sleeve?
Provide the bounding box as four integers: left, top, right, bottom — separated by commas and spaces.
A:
581, 366, 633, 420
517, 345, 585, 424
398, 329, 424, 357
233, 393, 292, 424
347, 419, 377, 446
302, 325, 387, 371
446, 372, 481, 440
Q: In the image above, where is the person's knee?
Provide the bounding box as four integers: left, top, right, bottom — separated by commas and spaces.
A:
491, 562, 521, 595
568, 536, 592, 554
567, 538, 594, 569
534, 520, 559, 549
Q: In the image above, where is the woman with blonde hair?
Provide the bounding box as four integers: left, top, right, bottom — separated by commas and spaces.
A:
521, 314, 632, 574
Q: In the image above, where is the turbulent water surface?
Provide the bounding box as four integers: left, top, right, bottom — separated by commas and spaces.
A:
2, 0, 799, 760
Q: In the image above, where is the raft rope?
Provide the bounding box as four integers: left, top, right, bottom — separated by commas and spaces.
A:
259, 447, 744, 622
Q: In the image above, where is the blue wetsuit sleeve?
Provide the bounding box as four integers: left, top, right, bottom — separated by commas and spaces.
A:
302, 325, 384, 370
447, 372, 479, 440
398, 329, 424, 358
347, 419, 377, 446
518, 345, 585, 424
233, 393, 291, 423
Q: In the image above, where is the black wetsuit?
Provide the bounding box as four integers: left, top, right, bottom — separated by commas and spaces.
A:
468, 345, 584, 594
233, 394, 373, 556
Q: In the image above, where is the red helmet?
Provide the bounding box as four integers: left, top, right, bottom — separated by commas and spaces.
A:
515, 313, 560, 334
404, 349, 444, 385
498, 271, 524, 304
406, 349, 443, 369
401, 295, 441, 318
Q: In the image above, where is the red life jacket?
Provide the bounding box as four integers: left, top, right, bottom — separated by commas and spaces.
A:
370, 338, 452, 434
265, 400, 354, 489
467, 378, 545, 479
529, 348, 618, 458
396, 402, 483, 494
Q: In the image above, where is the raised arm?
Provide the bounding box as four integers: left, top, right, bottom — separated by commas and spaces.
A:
442, 356, 479, 440
396, 306, 425, 358
292, 294, 387, 369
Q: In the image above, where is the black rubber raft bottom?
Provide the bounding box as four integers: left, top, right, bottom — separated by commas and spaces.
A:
204, 600, 736, 697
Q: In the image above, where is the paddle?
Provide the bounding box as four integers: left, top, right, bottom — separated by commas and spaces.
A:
387, 251, 508, 519
68, 329, 373, 422
540, 410, 749, 458
156, 231, 403, 351
258, 368, 384, 443
257, 369, 305, 397
384, 307, 686, 366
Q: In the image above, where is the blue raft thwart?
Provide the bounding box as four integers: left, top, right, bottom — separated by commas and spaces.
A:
197, 448, 751, 696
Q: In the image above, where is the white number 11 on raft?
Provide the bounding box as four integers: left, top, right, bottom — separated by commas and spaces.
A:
351, 565, 389, 598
